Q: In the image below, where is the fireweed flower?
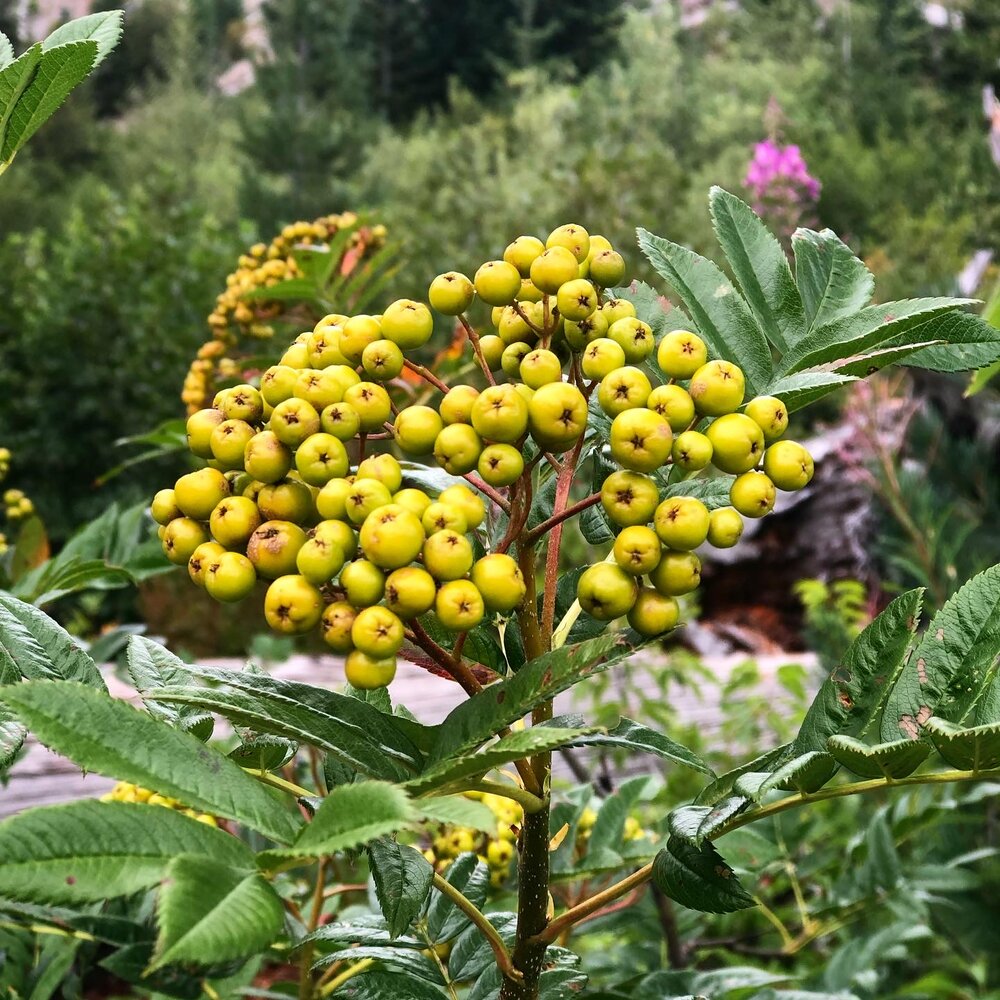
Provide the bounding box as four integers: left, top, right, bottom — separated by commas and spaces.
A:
743, 139, 821, 237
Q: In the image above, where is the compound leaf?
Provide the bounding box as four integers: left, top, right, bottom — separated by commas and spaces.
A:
367, 838, 434, 939
792, 227, 874, 335
652, 836, 755, 914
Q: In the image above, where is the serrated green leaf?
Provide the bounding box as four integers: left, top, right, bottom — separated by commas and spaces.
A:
13, 556, 134, 607
765, 371, 858, 412
637, 228, 773, 395
448, 912, 517, 982
967, 358, 1000, 397
792, 227, 874, 337
779, 298, 978, 376
526, 471, 558, 531
562, 718, 712, 774
924, 717, 1000, 770
760, 751, 838, 796
659, 476, 735, 511
696, 796, 749, 841
228, 733, 297, 771
152, 855, 283, 970
902, 309, 1000, 372
323, 969, 449, 999
0, 681, 300, 844
0, 592, 105, 689
0, 801, 252, 905
311, 945, 442, 982
694, 744, 791, 806
793, 589, 923, 755
611, 279, 680, 342
418, 795, 497, 833
831, 339, 944, 378
428, 632, 647, 764
303, 918, 423, 950
0, 653, 24, 767
367, 839, 433, 939
710, 187, 805, 353
583, 775, 649, 867
126, 636, 212, 739
881, 566, 1000, 742
0, 43, 41, 160
652, 836, 755, 914
425, 852, 489, 943
42, 11, 123, 66
861, 813, 901, 891
0, 33, 13, 69
406, 726, 599, 795
825, 734, 930, 779
259, 781, 414, 862
2, 40, 97, 161
146, 663, 426, 779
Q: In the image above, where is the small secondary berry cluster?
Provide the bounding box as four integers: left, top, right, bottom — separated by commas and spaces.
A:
0, 448, 33, 557
100, 781, 218, 826
154, 223, 814, 689
182, 212, 388, 414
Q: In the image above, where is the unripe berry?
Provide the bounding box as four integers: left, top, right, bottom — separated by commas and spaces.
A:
608, 318, 654, 364
264, 575, 323, 634
479, 334, 505, 370
707, 507, 743, 548
294, 369, 345, 412
613, 525, 662, 576
210, 419, 255, 470
657, 330, 708, 379
360, 504, 425, 569
280, 342, 310, 369
577, 563, 638, 621
422, 502, 467, 536
439, 484, 485, 529
649, 550, 701, 596
546, 224, 590, 263
471, 553, 526, 612
320, 402, 361, 441
162, 518, 211, 566
382, 299, 434, 350
529, 246, 579, 294
730, 471, 776, 517
471, 384, 530, 443
518, 278, 544, 302
762, 441, 814, 491
314, 518, 357, 559
601, 298, 636, 326
501, 342, 532, 378
245, 431, 293, 483
433, 424, 482, 476
422, 529, 474, 581
385, 566, 437, 619
356, 454, 403, 494
351, 605, 404, 657
344, 478, 394, 525
247, 521, 308, 579
689, 361, 745, 416
343, 382, 391, 433
744, 396, 788, 441
435, 579, 486, 631
556, 279, 599, 321
706, 413, 765, 475
260, 366, 299, 406
257, 479, 314, 523
204, 551, 257, 602
210, 495, 262, 548
345, 650, 397, 689
600, 470, 659, 527
316, 478, 353, 521
362, 339, 405, 381
186, 408, 225, 459
582, 338, 626, 380
326, 365, 361, 396
475, 261, 522, 306
504, 235, 545, 276
151, 489, 181, 526
654, 496, 711, 550
628, 588, 680, 636
519, 349, 563, 388
270, 398, 321, 448
440, 385, 480, 425
609, 409, 673, 473
429, 272, 475, 315
647, 384, 695, 433
392, 488, 432, 518
296, 535, 346, 584
339, 315, 382, 363
478, 444, 524, 487
295, 433, 350, 486
527, 382, 588, 451
188, 541, 226, 587
597, 366, 652, 417
589, 249, 626, 288
322, 601, 357, 652
222, 385, 264, 423
308, 327, 350, 368
565, 312, 609, 350
671, 430, 713, 471
340, 559, 385, 607
175, 468, 230, 520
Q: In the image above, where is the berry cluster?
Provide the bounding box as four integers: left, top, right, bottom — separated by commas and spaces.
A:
100, 781, 217, 826
182, 213, 388, 414
3, 489, 34, 522
155, 222, 814, 689
423, 791, 521, 890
